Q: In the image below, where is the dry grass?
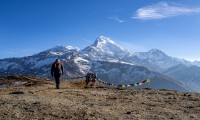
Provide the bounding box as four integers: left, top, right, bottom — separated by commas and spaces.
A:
0, 76, 200, 120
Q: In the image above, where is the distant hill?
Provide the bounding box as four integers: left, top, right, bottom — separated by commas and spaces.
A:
163, 64, 200, 92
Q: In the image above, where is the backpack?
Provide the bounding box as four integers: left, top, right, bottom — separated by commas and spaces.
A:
54, 68, 62, 75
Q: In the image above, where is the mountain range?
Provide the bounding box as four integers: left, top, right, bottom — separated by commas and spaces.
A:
0, 36, 200, 92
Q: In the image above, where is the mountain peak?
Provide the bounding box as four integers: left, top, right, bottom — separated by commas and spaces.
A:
136, 48, 169, 62
92, 36, 115, 47
149, 48, 163, 53
39, 45, 79, 56
66, 46, 80, 51
148, 49, 167, 55
81, 36, 131, 60
48, 45, 79, 52
51, 45, 66, 50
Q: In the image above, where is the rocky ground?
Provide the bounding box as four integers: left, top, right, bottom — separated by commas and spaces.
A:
0, 76, 200, 120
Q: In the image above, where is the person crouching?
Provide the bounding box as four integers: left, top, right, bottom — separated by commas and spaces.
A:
85, 72, 96, 88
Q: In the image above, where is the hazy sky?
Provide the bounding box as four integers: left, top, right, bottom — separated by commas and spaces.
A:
1, 0, 200, 61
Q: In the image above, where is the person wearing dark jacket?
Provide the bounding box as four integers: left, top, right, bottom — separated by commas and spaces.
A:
51, 59, 64, 89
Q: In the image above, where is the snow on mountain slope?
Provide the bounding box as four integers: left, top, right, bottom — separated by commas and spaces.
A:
73, 56, 91, 74
0, 45, 81, 76
136, 49, 169, 60
28, 46, 79, 69
31, 57, 56, 69
135, 49, 190, 71
82, 36, 132, 61
82, 38, 190, 71
0, 36, 199, 92
45, 45, 79, 56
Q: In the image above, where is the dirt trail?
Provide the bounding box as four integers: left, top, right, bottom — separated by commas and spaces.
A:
0, 76, 200, 120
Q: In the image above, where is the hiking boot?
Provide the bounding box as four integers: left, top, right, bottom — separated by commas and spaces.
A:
56, 85, 60, 89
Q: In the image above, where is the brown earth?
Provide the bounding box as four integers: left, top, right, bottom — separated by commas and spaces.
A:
0, 76, 200, 120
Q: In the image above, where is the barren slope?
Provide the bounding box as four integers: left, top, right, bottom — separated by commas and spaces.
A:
0, 76, 200, 120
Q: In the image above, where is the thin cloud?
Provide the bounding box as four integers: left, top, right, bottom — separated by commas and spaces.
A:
109, 16, 125, 23
133, 2, 200, 20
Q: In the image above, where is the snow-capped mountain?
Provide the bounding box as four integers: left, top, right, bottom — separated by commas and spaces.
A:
81, 36, 190, 71
135, 49, 190, 71
0, 45, 81, 77
0, 36, 199, 92
48, 45, 79, 56
82, 36, 132, 61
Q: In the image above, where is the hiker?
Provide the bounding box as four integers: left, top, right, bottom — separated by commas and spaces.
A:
51, 59, 64, 89
85, 72, 96, 88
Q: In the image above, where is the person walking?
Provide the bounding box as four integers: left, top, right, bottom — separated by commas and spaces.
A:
51, 59, 64, 89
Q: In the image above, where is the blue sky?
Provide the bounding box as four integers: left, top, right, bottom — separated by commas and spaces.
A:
1, 0, 200, 61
